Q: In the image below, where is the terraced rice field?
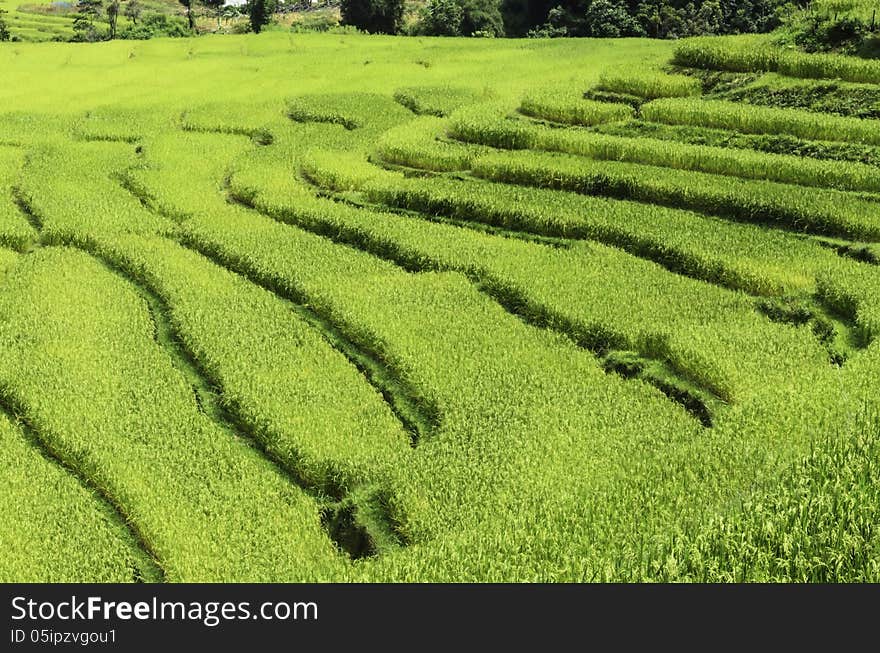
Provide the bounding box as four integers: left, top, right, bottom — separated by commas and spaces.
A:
0, 33, 878, 583
0, 0, 74, 42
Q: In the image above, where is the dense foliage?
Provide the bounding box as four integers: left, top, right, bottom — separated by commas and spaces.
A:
120, 11, 190, 38
4, 0, 864, 42
0, 9, 9, 42
499, 0, 798, 38
247, 0, 274, 32
340, 0, 404, 33
777, 1, 880, 56
410, 0, 801, 38
416, 0, 465, 35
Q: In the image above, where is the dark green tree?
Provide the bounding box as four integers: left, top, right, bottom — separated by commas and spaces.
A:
178, 0, 196, 30
73, 0, 104, 41
692, 0, 723, 33
340, 0, 404, 33
124, 0, 142, 24
222, 4, 241, 24
509, 0, 797, 39
419, 0, 464, 35
582, 0, 641, 36
203, 0, 225, 28
460, 0, 504, 35
248, 0, 275, 32
0, 9, 10, 42
106, 0, 121, 38
502, 0, 555, 36
120, 11, 192, 37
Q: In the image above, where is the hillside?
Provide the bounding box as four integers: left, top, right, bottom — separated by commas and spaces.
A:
0, 0, 186, 42
0, 33, 878, 582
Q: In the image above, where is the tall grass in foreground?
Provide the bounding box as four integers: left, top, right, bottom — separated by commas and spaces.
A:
658, 410, 880, 582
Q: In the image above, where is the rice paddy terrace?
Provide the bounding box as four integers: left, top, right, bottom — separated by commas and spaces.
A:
0, 0, 74, 43
0, 0, 184, 43
0, 33, 878, 582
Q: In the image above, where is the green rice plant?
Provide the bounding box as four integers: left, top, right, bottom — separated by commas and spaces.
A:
180, 100, 282, 144
594, 119, 880, 167
534, 127, 880, 194
0, 248, 348, 581
287, 95, 362, 130
447, 103, 535, 149
393, 86, 485, 117
126, 130, 421, 456
0, 112, 69, 147
448, 107, 880, 194
174, 184, 734, 579
287, 93, 413, 133
17, 139, 175, 246
2, 31, 879, 582
0, 146, 38, 251
72, 106, 175, 143
675, 35, 880, 84
358, 172, 837, 297
656, 410, 880, 582
469, 149, 880, 240
30, 132, 415, 556
812, 0, 880, 21
123, 130, 258, 221
22, 129, 408, 552
519, 85, 633, 126
226, 150, 867, 582
94, 232, 413, 497
93, 118, 880, 579
92, 134, 414, 495
356, 165, 877, 359
583, 88, 646, 107
673, 36, 779, 73
817, 262, 880, 345
15, 23, 71, 36
182, 141, 778, 580
714, 73, 880, 119
596, 68, 702, 100
234, 149, 835, 404
0, 32, 678, 118
0, 247, 19, 276
15, 124, 854, 584
302, 148, 394, 190
387, 115, 877, 177
373, 117, 489, 172
0, 411, 157, 583
779, 51, 880, 85
642, 97, 880, 147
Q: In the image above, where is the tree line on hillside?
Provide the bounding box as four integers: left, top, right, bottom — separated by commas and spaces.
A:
0, 0, 277, 42
341, 0, 880, 47
2, 0, 878, 45
63, 0, 271, 41
348, 0, 807, 38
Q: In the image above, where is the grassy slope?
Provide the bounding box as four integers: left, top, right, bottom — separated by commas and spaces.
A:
0, 33, 878, 581
0, 34, 674, 112
0, 0, 185, 42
